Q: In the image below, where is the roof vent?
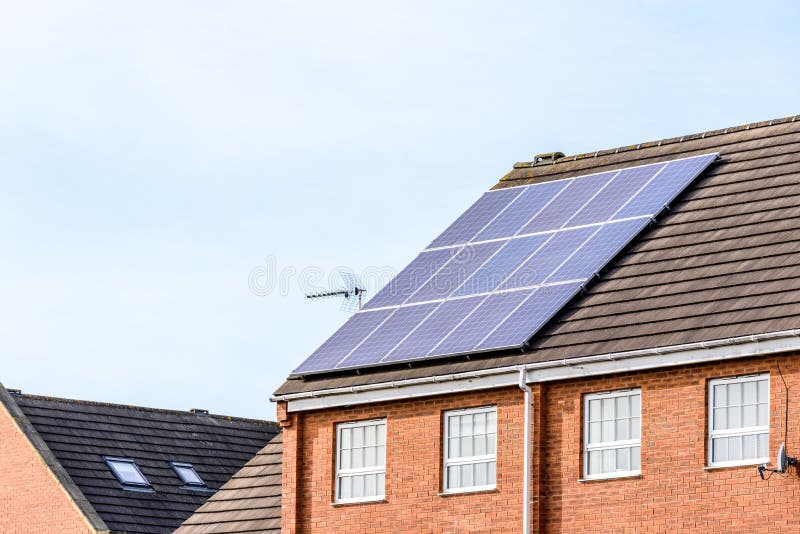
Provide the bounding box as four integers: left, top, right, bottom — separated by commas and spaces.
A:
190, 408, 209, 415
533, 151, 565, 164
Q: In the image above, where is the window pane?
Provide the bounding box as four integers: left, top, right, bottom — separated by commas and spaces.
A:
728, 435, 742, 461
353, 426, 364, 448
602, 398, 615, 420
449, 437, 460, 458
743, 381, 757, 404
488, 461, 496, 485
463, 415, 474, 436
758, 403, 768, 426
461, 464, 473, 487
728, 406, 742, 428
616, 419, 630, 440
589, 399, 601, 422
616, 396, 629, 418
378, 472, 385, 495
487, 410, 496, 432
378, 445, 386, 466
758, 433, 769, 458
630, 394, 641, 417
474, 434, 486, 456
588, 451, 602, 475
474, 412, 486, 434
365, 425, 376, 446
461, 436, 473, 457
589, 421, 602, 444
449, 415, 460, 437
743, 405, 757, 427
340, 448, 351, 470
365, 446, 377, 467
713, 437, 727, 463
447, 465, 460, 488
602, 420, 615, 442
341, 428, 351, 449
377, 424, 386, 446
474, 462, 487, 486
365, 473, 377, 496
352, 475, 364, 498
729, 383, 742, 405
352, 448, 363, 469
616, 447, 629, 471
758, 380, 768, 403
713, 408, 727, 430
742, 434, 757, 459
487, 433, 496, 454
602, 449, 615, 473
714, 384, 727, 407
340, 476, 351, 499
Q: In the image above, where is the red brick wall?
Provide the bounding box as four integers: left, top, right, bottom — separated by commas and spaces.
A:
282, 388, 526, 533
283, 353, 800, 533
541, 354, 800, 533
0, 400, 95, 534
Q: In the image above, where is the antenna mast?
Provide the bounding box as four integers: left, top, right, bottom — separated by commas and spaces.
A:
305, 270, 367, 312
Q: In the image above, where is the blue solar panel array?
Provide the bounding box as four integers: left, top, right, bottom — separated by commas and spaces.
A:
292, 153, 717, 375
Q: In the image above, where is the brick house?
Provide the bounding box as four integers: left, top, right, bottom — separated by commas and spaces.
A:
0, 383, 279, 533
271, 115, 800, 533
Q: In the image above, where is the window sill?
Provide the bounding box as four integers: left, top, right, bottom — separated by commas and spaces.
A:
704, 461, 766, 471
331, 497, 387, 507
439, 488, 498, 497
579, 473, 642, 483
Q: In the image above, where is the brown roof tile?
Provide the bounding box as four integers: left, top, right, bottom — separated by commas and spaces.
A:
176, 434, 282, 534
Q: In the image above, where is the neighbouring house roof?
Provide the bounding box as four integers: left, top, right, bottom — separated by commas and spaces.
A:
175, 433, 282, 534
0, 384, 279, 534
276, 114, 800, 396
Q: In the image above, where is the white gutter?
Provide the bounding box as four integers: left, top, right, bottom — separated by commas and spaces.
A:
274, 329, 800, 412
518, 368, 531, 534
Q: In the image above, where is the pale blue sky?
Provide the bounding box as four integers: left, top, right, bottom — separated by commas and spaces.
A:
1, 1, 797, 419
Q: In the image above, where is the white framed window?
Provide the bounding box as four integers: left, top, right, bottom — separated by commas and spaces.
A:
584, 389, 641, 480
335, 419, 386, 503
708, 374, 770, 467
443, 406, 497, 493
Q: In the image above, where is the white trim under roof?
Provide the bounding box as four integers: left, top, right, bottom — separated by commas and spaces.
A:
273, 329, 800, 412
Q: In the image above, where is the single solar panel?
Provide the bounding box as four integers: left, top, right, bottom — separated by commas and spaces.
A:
363, 248, 457, 310
517, 170, 617, 235
292, 308, 394, 374
472, 180, 569, 242
406, 240, 504, 304
476, 281, 583, 351
427, 187, 524, 249
343, 303, 438, 367
383, 296, 486, 363
453, 234, 550, 296
428, 289, 533, 358
292, 153, 717, 375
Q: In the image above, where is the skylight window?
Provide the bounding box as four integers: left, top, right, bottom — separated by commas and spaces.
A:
103, 457, 152, 491
170, 462, 208, 489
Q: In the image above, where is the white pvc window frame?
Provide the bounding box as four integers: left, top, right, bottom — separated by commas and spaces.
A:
334, 418, 386, 504
708, 373, 770, 468
583, 388, 641, 480
443, 405, 497, 494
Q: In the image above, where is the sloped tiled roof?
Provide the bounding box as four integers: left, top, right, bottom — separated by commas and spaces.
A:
175, 433, 282, 534
276, 114, 800, 395
6, 389, 278, 534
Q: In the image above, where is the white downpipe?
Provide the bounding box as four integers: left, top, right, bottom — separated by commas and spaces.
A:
518, 367, 531, 534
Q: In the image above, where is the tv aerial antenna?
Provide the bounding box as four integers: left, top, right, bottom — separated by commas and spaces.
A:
305, 270, 367, 312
